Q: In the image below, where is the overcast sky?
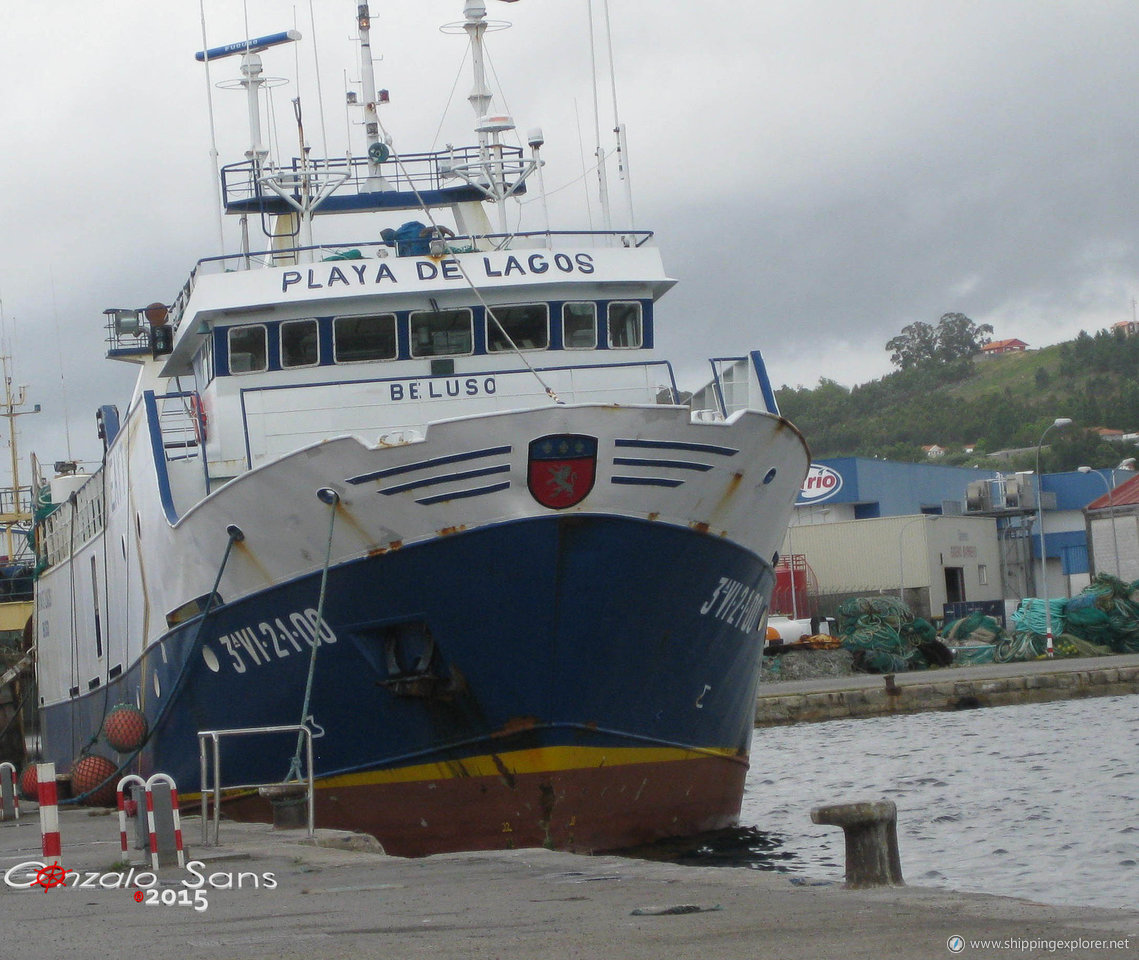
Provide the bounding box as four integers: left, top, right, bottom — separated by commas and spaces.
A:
2, 0, 1137, 468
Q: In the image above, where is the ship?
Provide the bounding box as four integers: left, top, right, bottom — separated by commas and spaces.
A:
0, 355, 37, 770
31, 1, 809, 856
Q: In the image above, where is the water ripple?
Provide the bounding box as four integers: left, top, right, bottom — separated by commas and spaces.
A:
741, 695, 1137, 909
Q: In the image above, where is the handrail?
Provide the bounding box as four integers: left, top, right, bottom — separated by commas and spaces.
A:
220, 145, 528, 209
197, 723, 314, 845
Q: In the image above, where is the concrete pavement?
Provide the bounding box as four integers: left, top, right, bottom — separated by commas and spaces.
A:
1, 804, 1135, 960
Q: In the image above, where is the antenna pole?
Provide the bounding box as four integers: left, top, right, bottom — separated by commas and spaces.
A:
587, 0, 613, 234
600, 0, 635, 233
198, 0, 226, 257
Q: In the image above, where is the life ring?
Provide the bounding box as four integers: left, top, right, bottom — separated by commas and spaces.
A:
190, 394, 208, 444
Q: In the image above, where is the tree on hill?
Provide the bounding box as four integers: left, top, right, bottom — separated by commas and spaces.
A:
775, 328, 1138, 466
1038, 428, 1120, 474
886, 313, 993, 369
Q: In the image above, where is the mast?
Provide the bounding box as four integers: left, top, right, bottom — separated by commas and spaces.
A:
463, 0, 511, 233
464, 1, 494, 137
195, 30, 304, 262
437, 2, 542, 236
357, 4, 392, 191
0, 356, 38, 562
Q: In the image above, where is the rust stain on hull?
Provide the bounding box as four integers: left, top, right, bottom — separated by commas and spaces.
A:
367, 538, 403, 557
232, 541, 273, 584
333, 501, 375, 546
495, 716, 540, 738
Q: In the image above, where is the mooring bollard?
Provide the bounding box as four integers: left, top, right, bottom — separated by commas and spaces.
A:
810, 799, 904, 888
259, 782, 309, 830
36, 762, 61, 858
144, 773, 185, 870
0, 761, 18, 821
116, 775, 146, 858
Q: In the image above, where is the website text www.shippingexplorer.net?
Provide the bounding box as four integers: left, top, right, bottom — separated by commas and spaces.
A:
946, 935, 1132, 954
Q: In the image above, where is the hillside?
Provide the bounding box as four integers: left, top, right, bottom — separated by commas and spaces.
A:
774, 329, 1139, 472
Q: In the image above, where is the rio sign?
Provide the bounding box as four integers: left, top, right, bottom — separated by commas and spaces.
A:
798, 463, 843, 503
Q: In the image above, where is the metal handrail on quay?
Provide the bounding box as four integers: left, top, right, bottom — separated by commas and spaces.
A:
197, 724, 315, 845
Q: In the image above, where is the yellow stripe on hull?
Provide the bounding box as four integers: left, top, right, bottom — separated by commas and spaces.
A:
319, 743, 745, 790
181, 743, 746, 803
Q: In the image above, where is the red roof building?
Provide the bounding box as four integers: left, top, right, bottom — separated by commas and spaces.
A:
1086, 473, 1139, 511
1084, 472, 1139, 579
980, 338, 1029, 355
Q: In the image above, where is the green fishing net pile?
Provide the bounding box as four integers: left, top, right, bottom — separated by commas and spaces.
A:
835, 597, 949, 673
994, 576, 1139, 659
1058, 574, 1139, 654
943, 609, 1046, 664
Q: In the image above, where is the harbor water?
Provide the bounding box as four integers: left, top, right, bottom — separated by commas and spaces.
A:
740, 694, 1138, 909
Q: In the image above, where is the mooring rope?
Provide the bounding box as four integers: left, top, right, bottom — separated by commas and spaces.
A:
286, 487, 338, 782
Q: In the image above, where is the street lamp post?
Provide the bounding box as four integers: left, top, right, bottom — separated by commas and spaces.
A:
1035, 417, 1072, 658
1078, 466, 1119, 578
898, 515, 939, 608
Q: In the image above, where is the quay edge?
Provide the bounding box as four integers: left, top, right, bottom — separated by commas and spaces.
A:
2, 805, 1136, 960
754, 654, 1139, 726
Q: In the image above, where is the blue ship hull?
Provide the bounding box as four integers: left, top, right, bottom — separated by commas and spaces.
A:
43, 514, 773, 854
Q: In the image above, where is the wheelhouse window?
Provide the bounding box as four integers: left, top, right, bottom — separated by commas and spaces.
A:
562, 302, 597, 349
607, 302, 643, 349
281, 318, 319, 368
334, 313, 397, 362
228, 325, 267, 373
487, 304, 549, 352
409, 308, 473, 357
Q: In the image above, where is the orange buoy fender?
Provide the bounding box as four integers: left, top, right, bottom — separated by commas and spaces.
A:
18, 763, 37, 800
104, 704, 149, 753
71, 755, 119, 807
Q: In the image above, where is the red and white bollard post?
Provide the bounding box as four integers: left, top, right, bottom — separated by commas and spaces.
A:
116, 774, 146, 857
0, 761, 18, 821
144, 773, 185, 870
36, 761, 60, 858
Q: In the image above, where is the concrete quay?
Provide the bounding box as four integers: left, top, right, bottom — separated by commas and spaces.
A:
755, 653, 1139, 726
2, 805, 1136, 960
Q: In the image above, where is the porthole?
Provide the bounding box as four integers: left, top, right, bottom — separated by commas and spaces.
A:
763, 468, 777, 484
